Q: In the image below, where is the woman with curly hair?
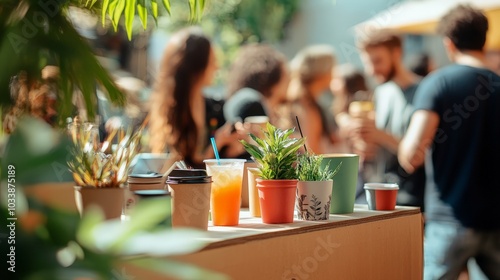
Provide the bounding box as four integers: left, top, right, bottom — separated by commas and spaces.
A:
223, 43, 290, 126
149, 27, 243, 169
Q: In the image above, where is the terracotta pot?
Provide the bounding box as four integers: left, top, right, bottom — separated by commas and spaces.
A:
74, 186, 125, 220
296, 180, 333, 221
256, 179, 298, 224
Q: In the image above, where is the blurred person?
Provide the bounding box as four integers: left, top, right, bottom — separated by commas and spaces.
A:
330, 63, 370, 118
149, 26, 244, 169
407, 52, 436, 77
97, 76, 149, 142
330, 63, 373, 202
287, 44, 336, 154
350, 31, 426, 210
398, 5, 500, 279
485, 50, 500, 75
3, 66, 59, 134
223, 43, 290, 128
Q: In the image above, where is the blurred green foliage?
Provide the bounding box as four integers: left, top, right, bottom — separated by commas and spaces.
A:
0, 118, 227, 279
0, 0, 204, 125
0, 0, 125, 125
161, 0, 300, 85
82, 0, 206, 39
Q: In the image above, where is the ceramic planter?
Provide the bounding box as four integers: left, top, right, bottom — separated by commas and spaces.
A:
74, 186, 125, 220
321, 154, 359, 214
256, 179, 298, 224
296, 180, 333, 221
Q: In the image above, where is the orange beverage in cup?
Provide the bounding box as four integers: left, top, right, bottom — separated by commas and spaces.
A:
204, 159, 246, 226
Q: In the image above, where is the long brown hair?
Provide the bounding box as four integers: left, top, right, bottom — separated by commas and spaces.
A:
149, 27, 211, 163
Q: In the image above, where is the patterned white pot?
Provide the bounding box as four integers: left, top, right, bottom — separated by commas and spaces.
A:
296, 180, 333, 221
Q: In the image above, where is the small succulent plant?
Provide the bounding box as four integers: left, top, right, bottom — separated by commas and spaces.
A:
296, 153, 342, 181
240, 122, 305, 180
67, 120, 142, 188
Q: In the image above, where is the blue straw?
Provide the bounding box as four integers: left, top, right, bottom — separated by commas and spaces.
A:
210, 137, 221, 165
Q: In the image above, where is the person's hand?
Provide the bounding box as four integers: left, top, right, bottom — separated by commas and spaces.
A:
213, 122, 237, 146
335, 112, 354, 139
348, 117, 380, 143
352, 140, 378, 162
347, 117, 380, 162
214, 121, 248, 157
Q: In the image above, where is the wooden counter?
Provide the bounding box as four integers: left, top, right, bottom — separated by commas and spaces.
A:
128, 205, 423, 280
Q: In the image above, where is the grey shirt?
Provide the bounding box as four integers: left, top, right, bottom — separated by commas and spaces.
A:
371, 81, 426, 208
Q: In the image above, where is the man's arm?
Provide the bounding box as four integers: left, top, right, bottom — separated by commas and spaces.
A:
398, 110, 440, 174
374, 128, 400, 154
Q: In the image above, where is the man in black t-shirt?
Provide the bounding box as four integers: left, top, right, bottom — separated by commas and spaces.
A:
399, 5, 500, 280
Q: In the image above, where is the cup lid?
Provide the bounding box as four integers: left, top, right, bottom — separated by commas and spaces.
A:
129, 173, 163, 178
168, 169, 207, 177
134, 190, 170, 197
128, 172, 164, 184
363, 183, 399, 190
167, 176, 212, 184
167, 169, 211, 184
203, 159, 247, 163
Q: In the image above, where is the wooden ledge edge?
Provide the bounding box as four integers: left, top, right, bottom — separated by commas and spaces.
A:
201, 207, 422, 251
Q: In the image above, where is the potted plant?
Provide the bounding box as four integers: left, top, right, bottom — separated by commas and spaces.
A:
296, 153, 342, 221
240, 123, 305, 224
68, 119, 142, 220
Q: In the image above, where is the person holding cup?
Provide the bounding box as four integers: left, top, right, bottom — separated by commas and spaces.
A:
342, 31, 426, 210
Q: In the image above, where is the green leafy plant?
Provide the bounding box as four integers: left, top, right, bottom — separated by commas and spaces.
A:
83, 0, 206, 39
67, 119, 142, 188
296, 153, 342, 181
240, 122, 305, 180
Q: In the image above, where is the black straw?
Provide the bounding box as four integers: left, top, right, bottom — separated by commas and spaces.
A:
295, 116, 308, 152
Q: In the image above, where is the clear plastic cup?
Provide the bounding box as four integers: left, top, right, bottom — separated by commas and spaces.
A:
204, 159, 246, 226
